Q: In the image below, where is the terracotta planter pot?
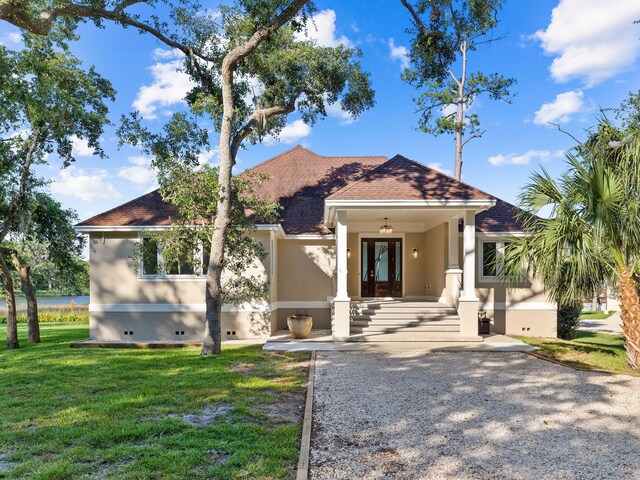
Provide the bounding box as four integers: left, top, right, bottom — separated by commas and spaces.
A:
287, 315, 313, 339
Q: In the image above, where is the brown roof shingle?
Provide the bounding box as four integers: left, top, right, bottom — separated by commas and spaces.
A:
327, 154, 494, 201
77, 146, 528, 234
77, 190, 176, 227
476, 198, 532, 233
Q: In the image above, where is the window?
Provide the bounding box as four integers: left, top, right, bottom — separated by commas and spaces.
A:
201, 240, 210, 276
141, 238, 159, 276
482, 242, 497, 277
166, 252, 196, 276
480, 240, 512, 281
140, 237, 206, 278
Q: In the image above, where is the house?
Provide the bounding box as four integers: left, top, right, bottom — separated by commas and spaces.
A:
75, 146, 557, 342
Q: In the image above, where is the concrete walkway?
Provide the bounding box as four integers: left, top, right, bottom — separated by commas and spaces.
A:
580, 311, 623, 335
310, 351, 640, 479
263, 330, 537, 353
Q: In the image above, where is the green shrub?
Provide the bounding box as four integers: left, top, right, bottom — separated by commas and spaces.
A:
0, 304, 88, 324
557, 303, 582, 339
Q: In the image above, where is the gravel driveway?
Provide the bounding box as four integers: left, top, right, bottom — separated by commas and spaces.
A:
310, 351, 640, 480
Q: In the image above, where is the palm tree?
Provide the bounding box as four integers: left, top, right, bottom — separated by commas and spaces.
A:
502, 117, 640, 369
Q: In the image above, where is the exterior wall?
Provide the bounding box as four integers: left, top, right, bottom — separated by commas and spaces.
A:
423, 224, 446, 301
90, 310, 272, 342
274, 239, 334, 328
88, 231, 273, 341
462, 236, 557, 337
404, 232, 426, 297
89, 224, 558, 339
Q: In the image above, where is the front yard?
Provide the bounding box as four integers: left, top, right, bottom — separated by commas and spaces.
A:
516, 331, 633, 374
0, 323, 309, 479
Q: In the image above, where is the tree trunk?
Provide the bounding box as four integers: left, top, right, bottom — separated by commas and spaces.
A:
10, 253, 39, 344
0, 255, 19, 349
617, 268, 640, 369
453, 40, 467, 181
199, 0, 309, 356
201, 55, 236, 356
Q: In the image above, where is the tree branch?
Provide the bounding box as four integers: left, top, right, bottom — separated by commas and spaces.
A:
0, 130, 39, 243
549, 122, 581, 145
0, 0, 215, 62
399, 0, 442, 37
448, 69, 461, 87
461, 130, 485, 147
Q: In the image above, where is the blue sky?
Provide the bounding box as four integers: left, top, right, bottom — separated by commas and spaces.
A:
1, 0, 640, 224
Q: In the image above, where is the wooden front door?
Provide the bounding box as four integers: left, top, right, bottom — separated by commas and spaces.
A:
361, 238, 402, 297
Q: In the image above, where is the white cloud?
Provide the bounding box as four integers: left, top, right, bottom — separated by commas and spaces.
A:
132, 50, 195, 120
388, 38, 410, 70
427, 162, 452, 176
488, 149, 564, 167
326, 101, 355, 125
70, 135, 95, 157
151, 48, 183, 60
295, 9, 352, 47
117, 156, 157, 186
51, 166, 120, 201
264, 119, 311, 145
534, 90, 586, 125
0, 32, 21, 46
198, 147, 219, 166
533, 0, 640, 85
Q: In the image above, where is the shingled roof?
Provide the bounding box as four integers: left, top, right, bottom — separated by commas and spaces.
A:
327, 155, 493, 201
77, 146, 528, 234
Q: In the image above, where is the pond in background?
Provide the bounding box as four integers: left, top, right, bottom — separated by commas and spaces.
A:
1, 295, 89, 308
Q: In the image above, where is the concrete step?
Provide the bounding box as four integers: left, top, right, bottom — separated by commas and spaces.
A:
353, 308, 457, 316
351, 313, 459, 322
351, 301, 450, 309
351, 325, 460, 334
351, 319, 460, 327
347, 333, 483, 343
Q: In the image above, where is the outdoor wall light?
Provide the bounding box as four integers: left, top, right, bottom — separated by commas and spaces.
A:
412, 248, 418, 259
347, 248, 351, 259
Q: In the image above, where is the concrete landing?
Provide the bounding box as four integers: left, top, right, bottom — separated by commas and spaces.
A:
262, 330, 537, 352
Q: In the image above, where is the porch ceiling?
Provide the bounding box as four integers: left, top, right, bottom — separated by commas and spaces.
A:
341, 208, 463, 233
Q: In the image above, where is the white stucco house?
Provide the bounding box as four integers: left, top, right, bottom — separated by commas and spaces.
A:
75, 146, 557, 343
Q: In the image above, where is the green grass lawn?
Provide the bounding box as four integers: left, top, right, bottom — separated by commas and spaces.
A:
0, 323, 310, 479
515, 331, 634, 375
579, 310, 615, 320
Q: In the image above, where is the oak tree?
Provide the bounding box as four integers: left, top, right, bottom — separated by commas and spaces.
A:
0, 35, 114, 348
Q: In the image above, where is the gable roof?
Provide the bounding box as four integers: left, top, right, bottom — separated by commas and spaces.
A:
76, 146, 529, 235
327, 154, 493, 201
76, 146, 387, 233
77, 190, 176, 228
476, 198, 531, 233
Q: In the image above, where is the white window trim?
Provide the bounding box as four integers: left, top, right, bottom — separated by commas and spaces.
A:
478, 239, 510, 282
138, 235, 208, 280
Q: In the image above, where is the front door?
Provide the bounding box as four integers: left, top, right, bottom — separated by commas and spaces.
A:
361, 238, 402, 297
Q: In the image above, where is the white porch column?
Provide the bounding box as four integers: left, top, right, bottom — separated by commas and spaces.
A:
333, 210, 350, 340
459, 210, 480, 338
445, 218, 462, 306
335, 210, 349, 301
448, 218, 459, 269
462, 210, 477, 300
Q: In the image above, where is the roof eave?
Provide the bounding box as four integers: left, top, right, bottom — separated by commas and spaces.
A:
74, 223, 285, 234
323, 199, 497, 228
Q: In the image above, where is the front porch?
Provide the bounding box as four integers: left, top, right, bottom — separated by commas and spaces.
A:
326, 204, 494, 342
